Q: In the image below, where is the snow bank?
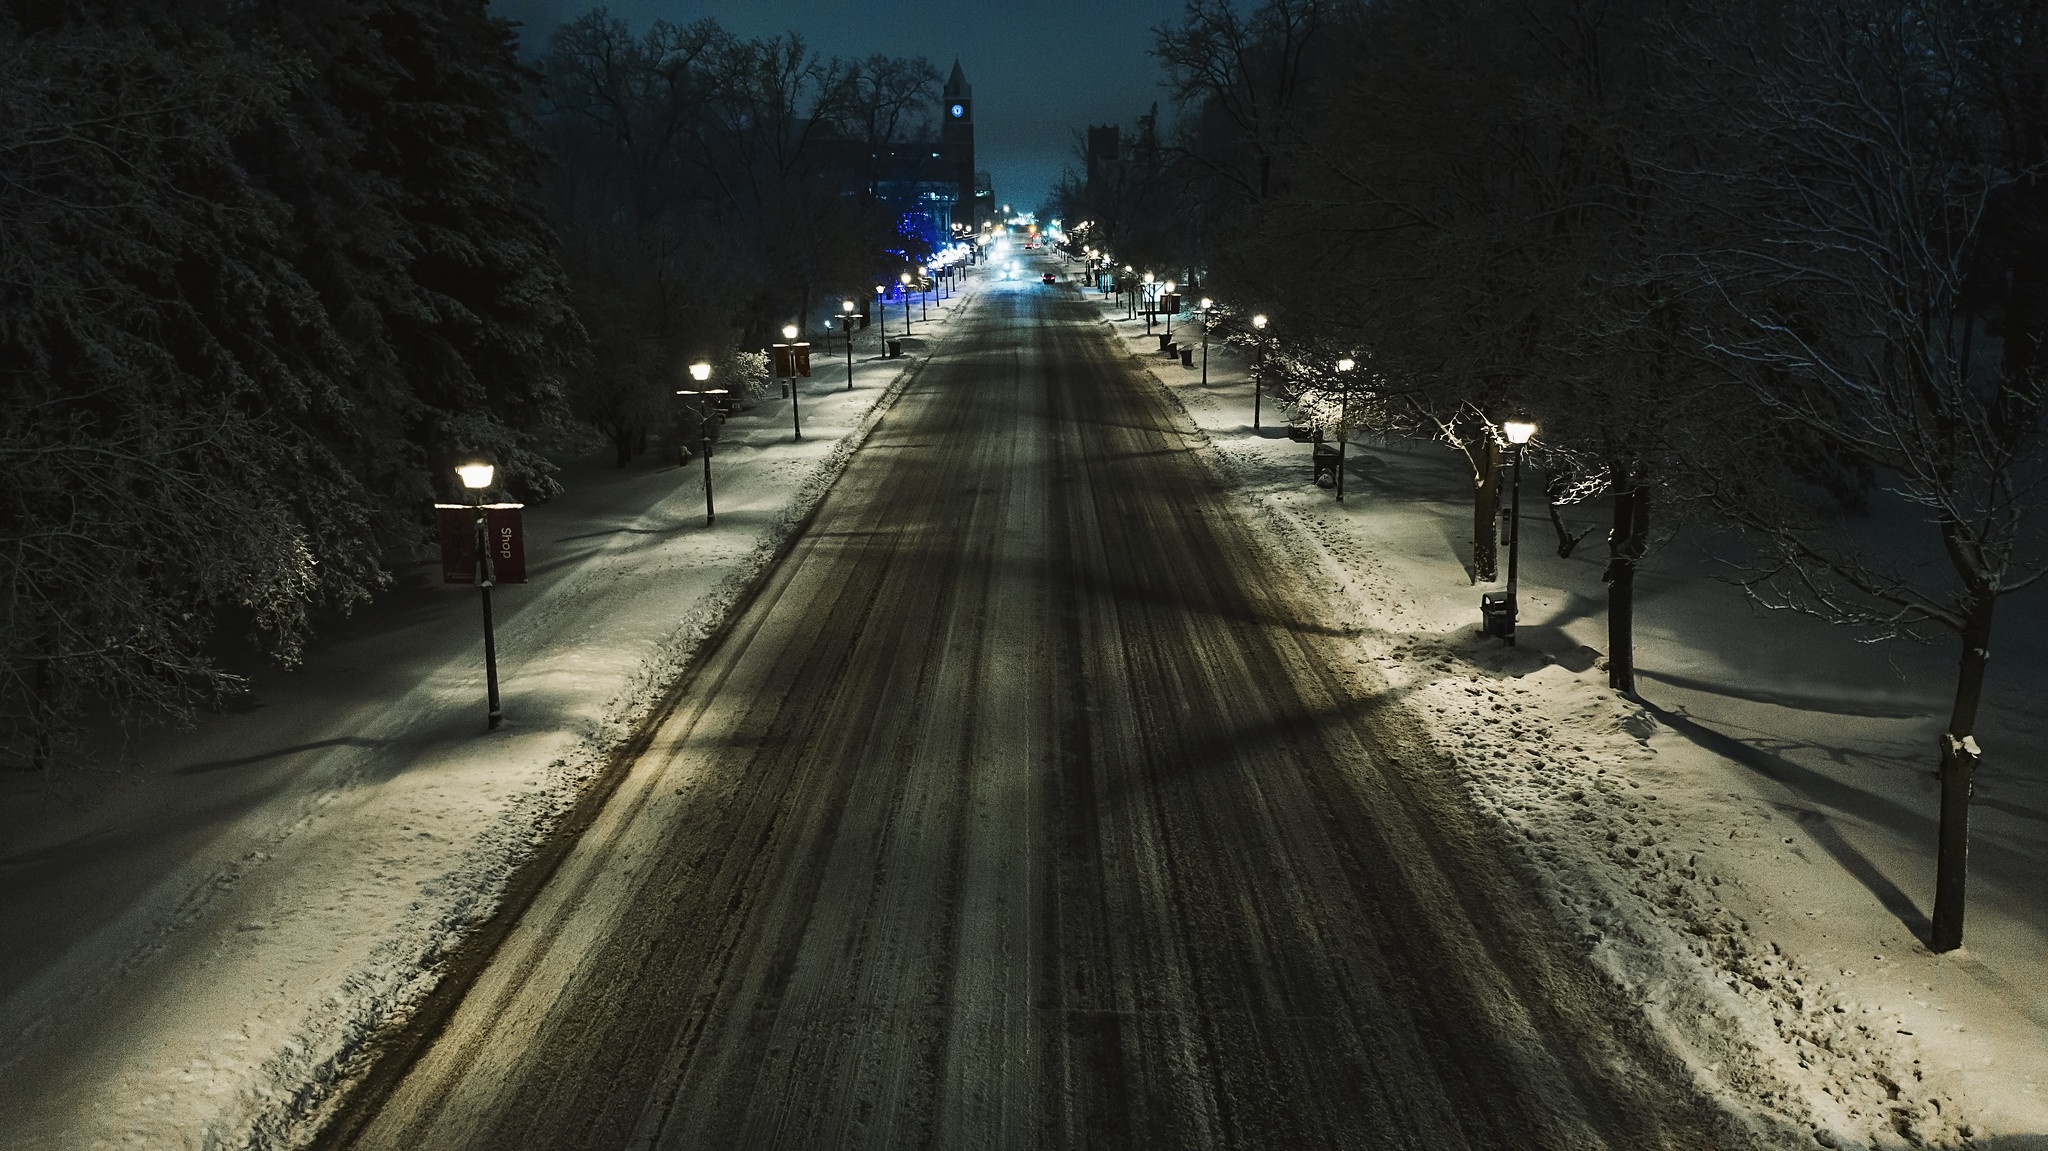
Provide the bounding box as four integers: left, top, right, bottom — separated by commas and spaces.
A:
0, 288, 970, 1150
1096, 289, 2048, 1150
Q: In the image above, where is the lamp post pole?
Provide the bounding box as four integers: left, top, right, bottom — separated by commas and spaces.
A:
1163, 282, 1176, 342
1335, 358, 1355, 503
676, 363, 726, 527
1251, 314, 1269, 430
1199, 298, 1212, 386
841, 300, 856, 389
874, 285, 886, 347
918, 266, 929, 321
900, 272, 913, 335
456, 462, 501, 730
1143, 273, 1155, 336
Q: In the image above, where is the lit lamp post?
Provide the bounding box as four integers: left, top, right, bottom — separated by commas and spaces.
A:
1501, 419, 1536, 643
875, 284, 888, 342
1124, 266, 1135, 318
1334, 358, 1356, 502
1143, 271, 1155, 335
675, 362, 728, 526
840, 299, 856, 388
781, 323, 804, 440
1198, 297, 1213, 385
1163, 281, 1177, 341
917, 265, 929, 320
899, 272, 914, 334
456, 460, 504, 730
1251, 314, 1269, 430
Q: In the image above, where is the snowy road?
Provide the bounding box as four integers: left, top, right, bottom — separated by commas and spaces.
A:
337, 279, 1743, 1149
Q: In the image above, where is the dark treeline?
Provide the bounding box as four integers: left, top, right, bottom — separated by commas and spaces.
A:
0, 3, 934, 771
1061, 0, 2048, 950
540, 10, 941, 466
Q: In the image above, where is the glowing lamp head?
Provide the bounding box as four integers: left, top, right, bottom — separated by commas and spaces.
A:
875, 284, 885, 295
1503, 419, 1537, 445
782, 324, 799, 340
1200, 297, 1213, 310
841, 299, 856, 313
1143, 271, 1154, 284
900, 272, 912, 285
1164, 281, 1176, 293
689, 362, 712, 382
1337, 358, 1356, 372
456, 462, 495, 491
1251, 314, 1268, 331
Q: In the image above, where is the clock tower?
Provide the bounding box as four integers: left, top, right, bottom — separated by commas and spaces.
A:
940, 61, 976, 228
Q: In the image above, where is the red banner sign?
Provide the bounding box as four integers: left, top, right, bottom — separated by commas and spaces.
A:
435, 503, 527, 585
772, 342, 814, 378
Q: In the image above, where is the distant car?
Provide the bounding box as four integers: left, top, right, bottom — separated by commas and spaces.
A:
1042, 272, 1058, 285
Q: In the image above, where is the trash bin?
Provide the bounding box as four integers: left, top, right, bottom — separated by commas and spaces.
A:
1480, 590, 1516, 639
887, 338, 902, 358
1180, 346, 1195, 368
1313, 442, 1341, 487
1158, 334, 1175, 354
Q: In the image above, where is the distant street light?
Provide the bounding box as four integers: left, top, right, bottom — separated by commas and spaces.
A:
840, 299, 857, 388
1143, 271, 1155, 335
1251, 314, 1269, 430
457, 461, 503, 730
1198, 297, 1213, 385
899, 272, 914, 335
917, 265, 929, 320
875, 284, 888, 342
1163, 281, 1178, 341
675, 362, 727, 527
1335, 358, 1356, 502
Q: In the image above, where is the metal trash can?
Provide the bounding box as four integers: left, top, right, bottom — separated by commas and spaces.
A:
1159, 334, 1175, 354
1313, 443, 1341, 487
1180, 346, 1194, 368
1480, 590, 1516, 638
887, 338, 902, 358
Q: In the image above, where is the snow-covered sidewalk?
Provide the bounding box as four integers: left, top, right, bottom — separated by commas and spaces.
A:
0, 279, 978, 1150
1087, 283, 2048, 1149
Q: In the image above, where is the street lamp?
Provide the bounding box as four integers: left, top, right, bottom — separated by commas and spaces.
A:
899, 271, 914, 335
1499, 419, 1537, 644
1251, 314, 1269, 430
1163, 280, 1177, 341
917, 265, 929, 320
782, 323, 803, 441
1198, 297, 1213, 385
875, 284, 888, 342
456, 461, 503, 730
1334, 358, 1356, 502
1143, 271, 1155, 334
840, 299, 856, 389
675, 362, 727, 527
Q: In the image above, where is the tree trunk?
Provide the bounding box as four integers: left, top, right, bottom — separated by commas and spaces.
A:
1930, 591, 1996, 953
1603, 461, 1650, 694
1473, 437, 1502, 582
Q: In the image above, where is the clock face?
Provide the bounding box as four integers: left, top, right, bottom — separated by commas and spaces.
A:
949, 103, 965, 119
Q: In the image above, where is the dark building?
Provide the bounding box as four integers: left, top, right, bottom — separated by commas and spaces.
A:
940, 62, 978, 230
853, 61, 993, 251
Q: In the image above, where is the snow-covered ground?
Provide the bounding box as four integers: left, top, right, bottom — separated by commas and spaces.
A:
4, 260, 2039, 1150
1086, 282, 2048, 1149
0, 280, 975, 1149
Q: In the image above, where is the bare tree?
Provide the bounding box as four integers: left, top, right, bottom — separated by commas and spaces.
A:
1675, 0, 2048, 951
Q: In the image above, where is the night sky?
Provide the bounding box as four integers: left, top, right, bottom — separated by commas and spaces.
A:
491, 0, 1191, 211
